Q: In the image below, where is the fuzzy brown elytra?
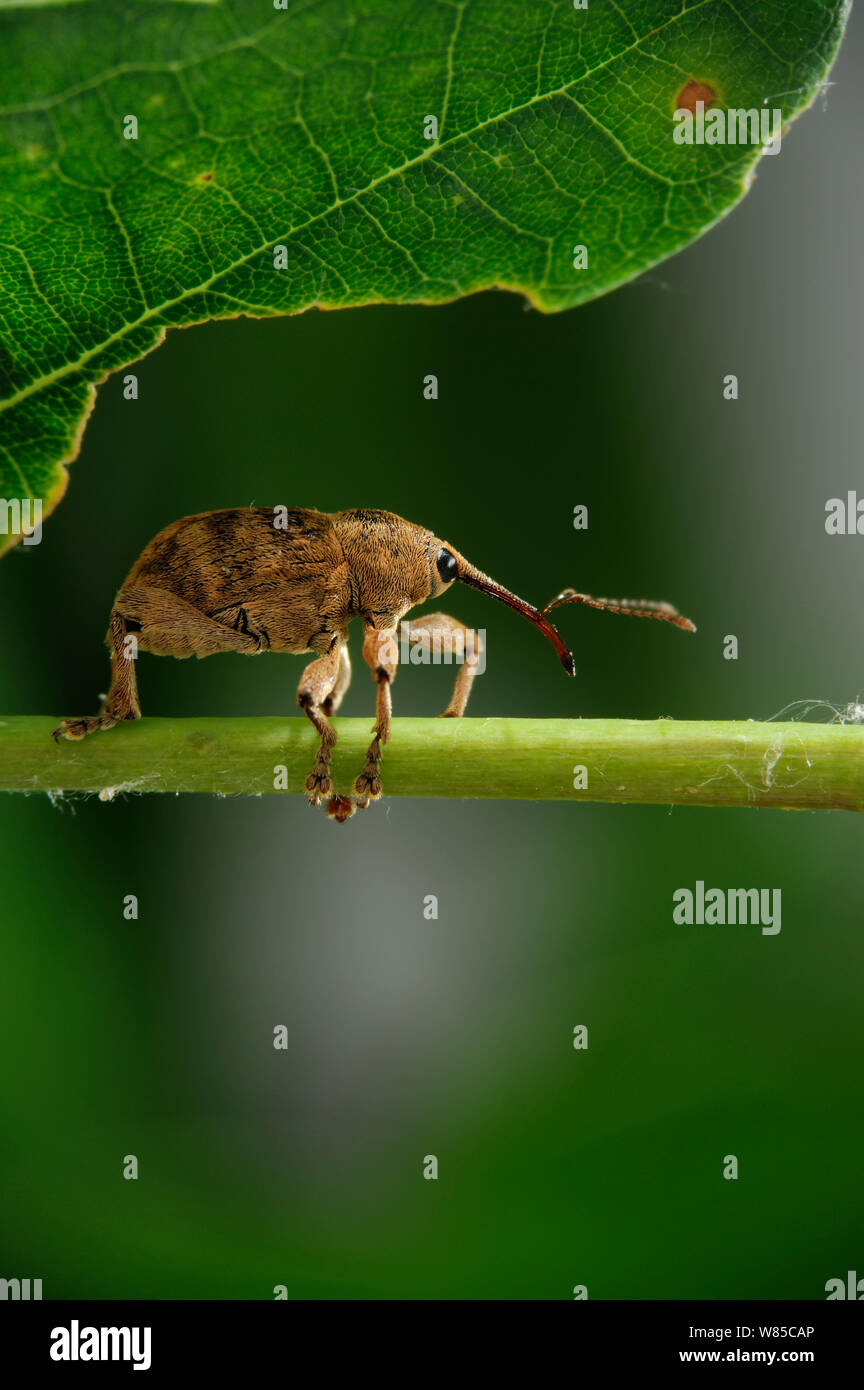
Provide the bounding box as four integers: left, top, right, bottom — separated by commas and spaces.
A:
52, 507, 695, 818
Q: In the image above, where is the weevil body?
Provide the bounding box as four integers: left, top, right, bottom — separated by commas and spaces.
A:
53, 506, 695, 818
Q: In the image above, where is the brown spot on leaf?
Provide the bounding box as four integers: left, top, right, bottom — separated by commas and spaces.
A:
199, 171, 214, 182
676, 80, 717, 113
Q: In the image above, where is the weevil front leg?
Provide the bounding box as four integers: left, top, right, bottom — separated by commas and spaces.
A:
297, 639, 345, 806
354, 625, 398, 809
322, 644, 351, 717
400, 614, 484, 717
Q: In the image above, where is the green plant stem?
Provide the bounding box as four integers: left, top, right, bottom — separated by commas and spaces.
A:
1, 716, 863, 810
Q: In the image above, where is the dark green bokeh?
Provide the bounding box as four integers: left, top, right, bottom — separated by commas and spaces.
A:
1, 21, 862, 1300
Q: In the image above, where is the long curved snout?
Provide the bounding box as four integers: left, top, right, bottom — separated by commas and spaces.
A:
456, 561, 577, 676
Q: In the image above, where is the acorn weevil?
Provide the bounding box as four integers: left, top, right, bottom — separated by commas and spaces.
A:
52, 507, 695, 819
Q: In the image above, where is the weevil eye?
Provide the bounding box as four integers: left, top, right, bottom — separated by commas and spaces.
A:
436, 548, 458, 583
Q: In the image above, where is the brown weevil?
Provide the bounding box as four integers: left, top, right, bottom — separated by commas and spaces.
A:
52, 507, 695, 818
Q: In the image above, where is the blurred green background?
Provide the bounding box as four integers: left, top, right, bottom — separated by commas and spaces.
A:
1, 16, 862, 1301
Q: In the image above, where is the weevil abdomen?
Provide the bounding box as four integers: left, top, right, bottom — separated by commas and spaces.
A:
115, 507, 351, 656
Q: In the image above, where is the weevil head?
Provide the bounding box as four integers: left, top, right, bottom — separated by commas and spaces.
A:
429, 539, 577, 676
334, 510, 463, 618
334, 510, 576, 674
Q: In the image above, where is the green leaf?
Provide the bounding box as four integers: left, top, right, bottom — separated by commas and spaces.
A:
0, 0, 849, 550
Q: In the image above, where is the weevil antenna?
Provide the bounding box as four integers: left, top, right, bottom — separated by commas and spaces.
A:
540, 588, 696, 633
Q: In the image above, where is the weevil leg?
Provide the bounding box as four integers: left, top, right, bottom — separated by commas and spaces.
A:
400, 614, 484, 718
353, 625, 398, 809
111, 585, 265, 659
297, 639, 343, 806
52, 610, 143, 741
322, 644, 351, 716
52, 585, 264, 742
